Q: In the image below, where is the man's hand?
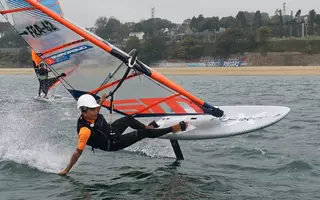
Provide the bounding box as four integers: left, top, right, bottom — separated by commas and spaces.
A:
60, 73, 66, 77
99, 93, 108, 105
58, 169, 68, 176
57, 148, 82, 176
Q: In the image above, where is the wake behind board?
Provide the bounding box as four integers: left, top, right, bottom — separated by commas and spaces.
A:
34, 94, 63, 101
157, 106, 290, 140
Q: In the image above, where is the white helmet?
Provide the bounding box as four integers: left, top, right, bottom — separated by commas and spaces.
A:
77, 94, 100, 109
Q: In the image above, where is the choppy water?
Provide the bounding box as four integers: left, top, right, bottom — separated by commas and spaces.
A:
0, 74, 320, 200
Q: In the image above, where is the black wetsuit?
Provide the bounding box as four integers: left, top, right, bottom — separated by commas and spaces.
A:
37, 67, 49, 96
77, 115, 173, 151
37, 67, 63, 97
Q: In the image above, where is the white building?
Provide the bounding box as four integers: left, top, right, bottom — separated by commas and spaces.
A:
129, 32, 145, 40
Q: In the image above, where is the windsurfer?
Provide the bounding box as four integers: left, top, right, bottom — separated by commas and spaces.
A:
58, 93, 188, 176
37, 62, 66, 98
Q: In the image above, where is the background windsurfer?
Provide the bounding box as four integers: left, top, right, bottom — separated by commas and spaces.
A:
37, 62, 66, 98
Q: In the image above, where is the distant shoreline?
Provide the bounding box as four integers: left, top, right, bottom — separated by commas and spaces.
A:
1, 66, 320, 75
154, 66, 320, 75
0, 68, 34, 75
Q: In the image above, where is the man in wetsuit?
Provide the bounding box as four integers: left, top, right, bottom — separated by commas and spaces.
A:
37, 62, 66, 98
37, 62, 50, 98
58, 94, 188, 176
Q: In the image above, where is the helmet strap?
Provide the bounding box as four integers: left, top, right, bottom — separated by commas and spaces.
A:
80, 106, 88, 113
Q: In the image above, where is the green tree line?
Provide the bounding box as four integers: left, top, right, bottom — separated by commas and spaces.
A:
1, 9, 320, 65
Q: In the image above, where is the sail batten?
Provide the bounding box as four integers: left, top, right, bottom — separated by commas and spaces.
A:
0, 6, 35, 14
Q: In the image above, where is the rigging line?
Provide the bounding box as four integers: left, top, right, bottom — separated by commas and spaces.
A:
95, 62, 125, 94
96, 49, 138, 92
46, 63, 76, 90
95, 49, 138, 96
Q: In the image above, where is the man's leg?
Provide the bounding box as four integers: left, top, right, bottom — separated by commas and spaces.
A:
43, 89, 48, 98
38, 86, 41, 97
42, 81, 49, 98
39, 80, 46, 97
107, 121, 187, 151
111, 115, 152, 135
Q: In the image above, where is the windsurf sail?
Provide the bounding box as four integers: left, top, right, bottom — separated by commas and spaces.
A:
0, 0, 224, 118
30, 0, 67, 92
0, 0, 225, 160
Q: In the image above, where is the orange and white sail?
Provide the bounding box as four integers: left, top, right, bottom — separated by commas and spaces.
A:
0, 0, 224, 118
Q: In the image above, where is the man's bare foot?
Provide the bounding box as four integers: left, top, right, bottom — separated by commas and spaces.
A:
172, 121, 188, 133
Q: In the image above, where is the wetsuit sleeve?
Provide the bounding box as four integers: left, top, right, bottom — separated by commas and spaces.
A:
77, 127, 91, 150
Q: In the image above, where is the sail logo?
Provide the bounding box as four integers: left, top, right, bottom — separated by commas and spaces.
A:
45, 45, 93, 65
20, 20, 60, 38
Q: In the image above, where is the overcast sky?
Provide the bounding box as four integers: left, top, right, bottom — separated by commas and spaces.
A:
57, 0, 316, 27
0, 0, 316, 27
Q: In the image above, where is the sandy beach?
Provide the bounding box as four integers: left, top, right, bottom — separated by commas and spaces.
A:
0, 68, 35, 75
1, 66, 320, 75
